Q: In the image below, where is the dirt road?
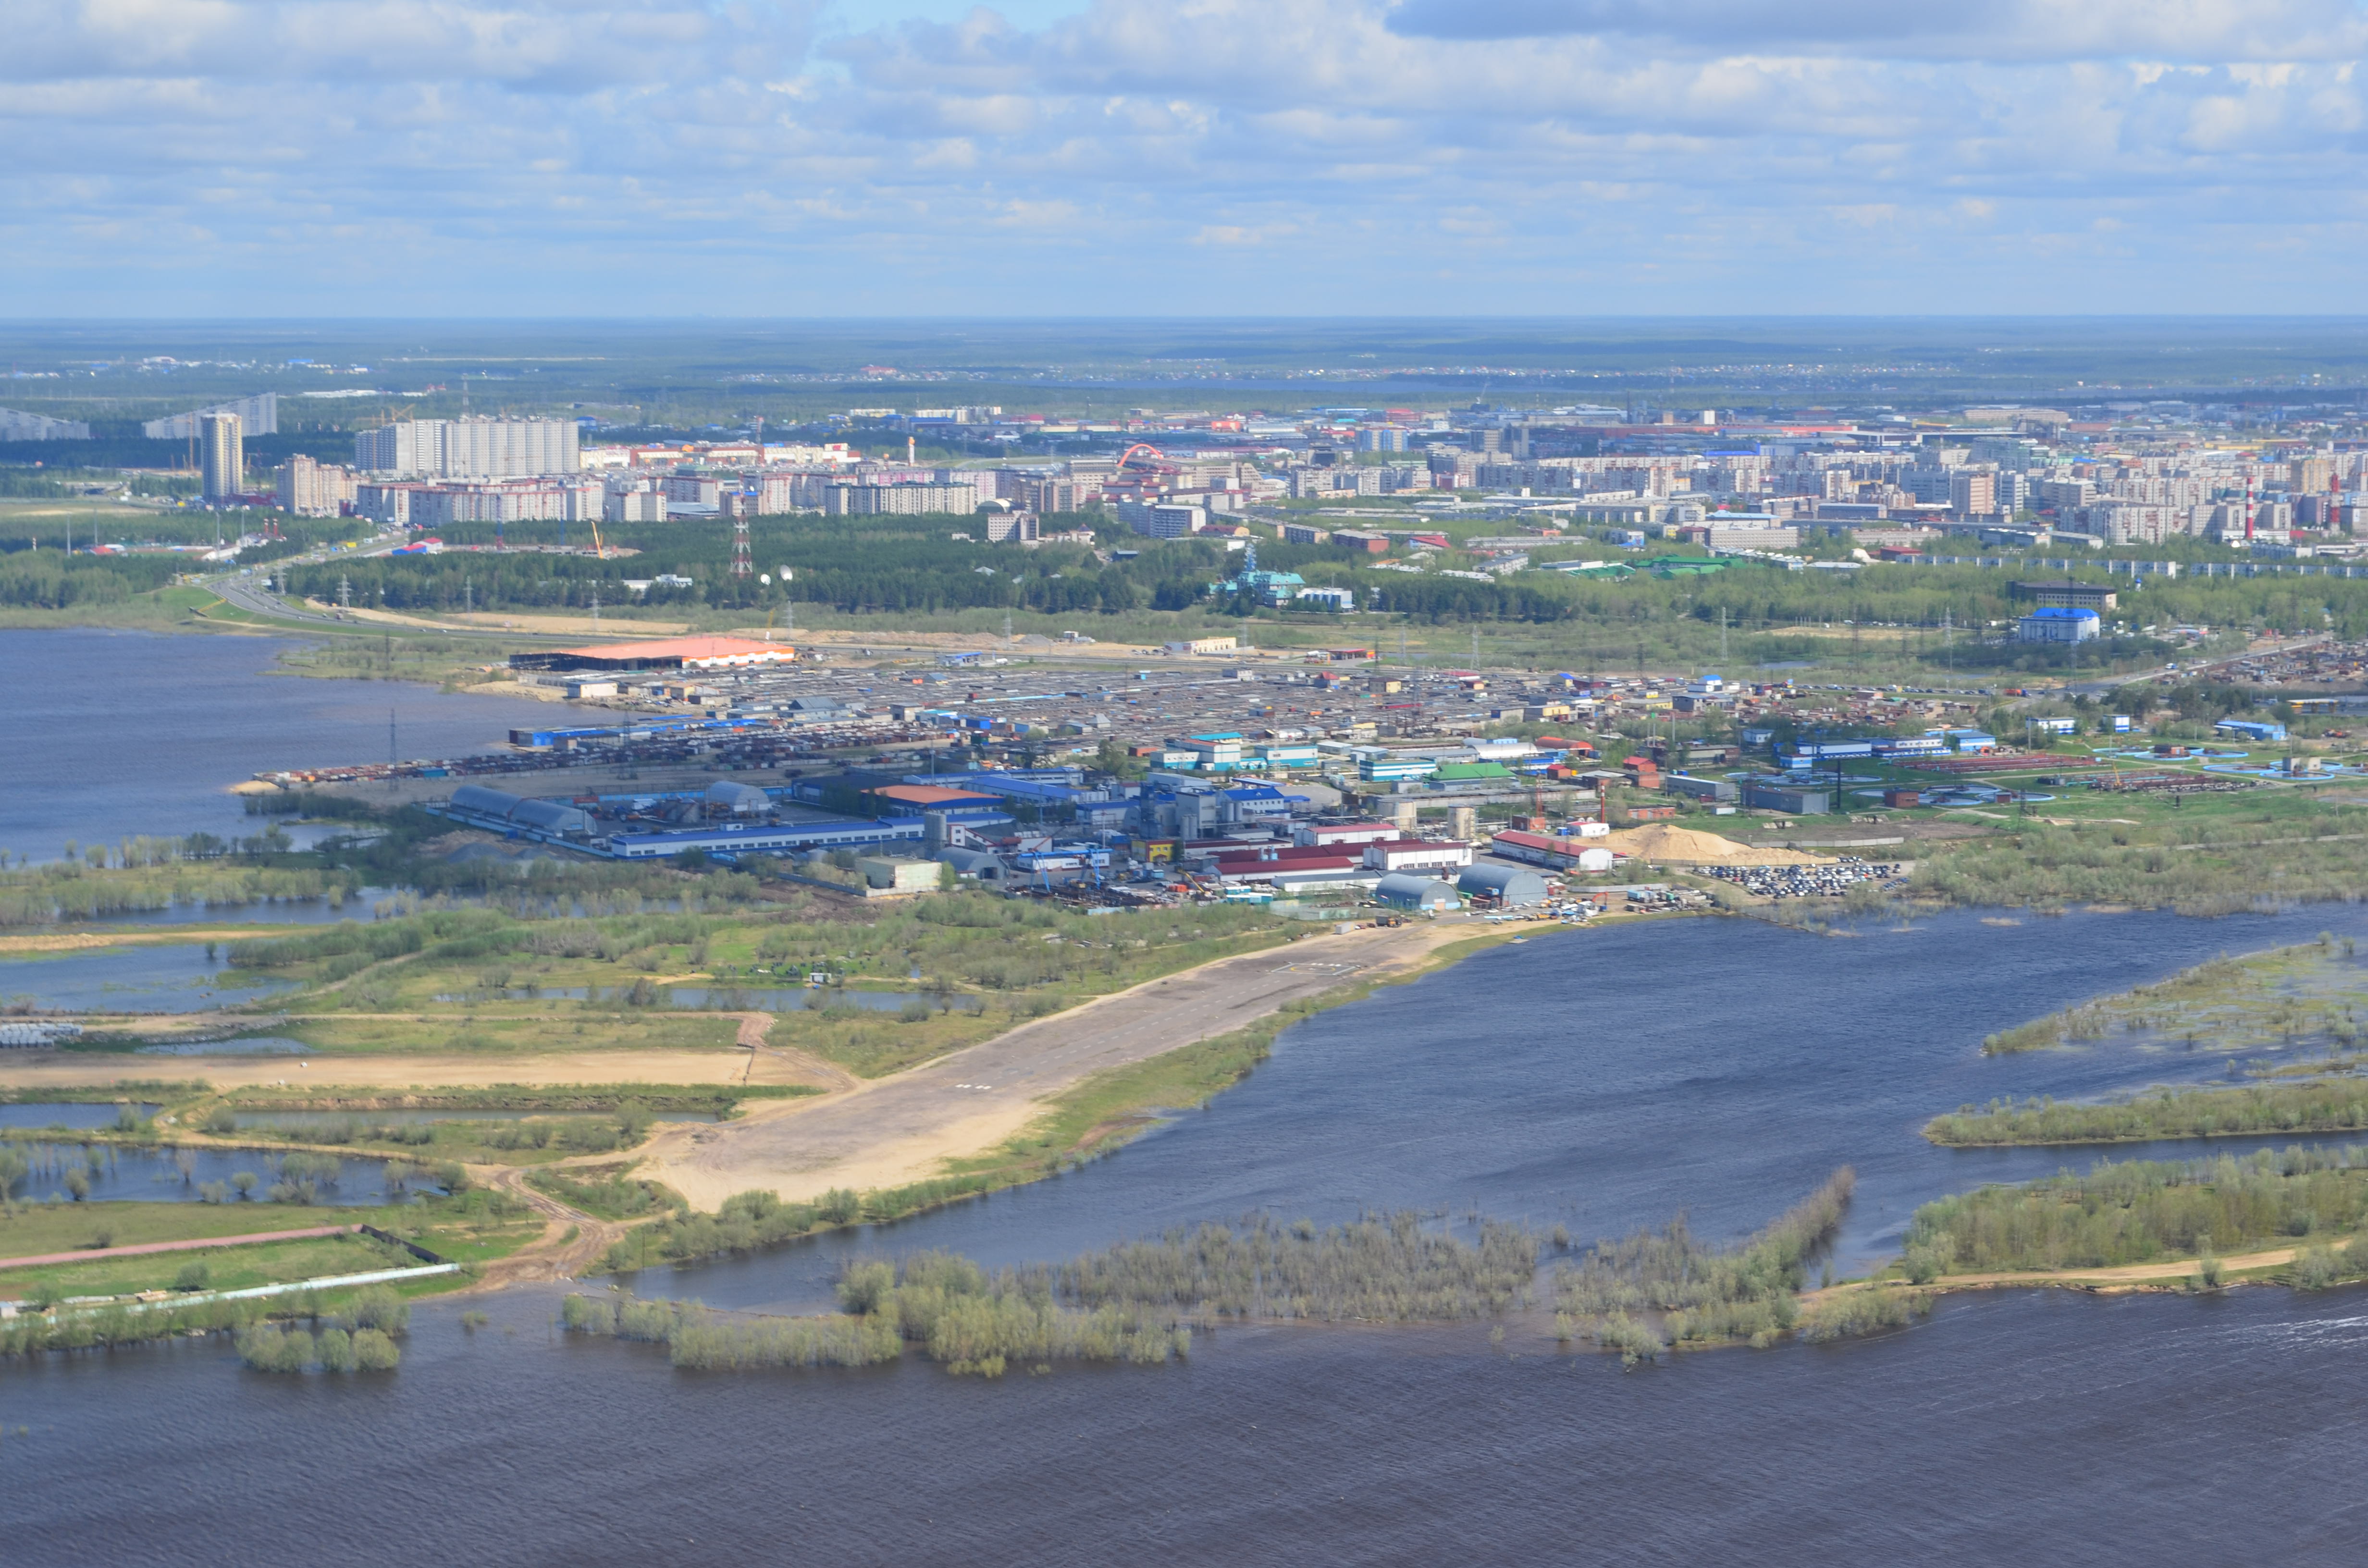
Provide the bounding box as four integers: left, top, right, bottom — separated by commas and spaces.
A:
465, 1167, 632, 1288
0, 1045, 824, 1094
1802, 1246, 2307, 1306
1936, 1245, 2305, 1290
641, 919, 1499, 1210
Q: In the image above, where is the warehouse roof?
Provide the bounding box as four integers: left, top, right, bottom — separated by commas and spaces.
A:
510, 636, 796, 672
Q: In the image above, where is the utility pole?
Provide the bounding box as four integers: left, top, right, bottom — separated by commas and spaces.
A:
338, 573, 351, 610
730, 516, 751, 579
1719, 605, 1728, 664
463, 576, 472, 614
590, 583, 599, 631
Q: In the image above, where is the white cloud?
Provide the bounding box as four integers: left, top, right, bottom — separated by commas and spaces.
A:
3, 0, 2367, 313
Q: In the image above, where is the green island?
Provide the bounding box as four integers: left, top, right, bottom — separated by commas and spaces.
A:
1976, 936, 2368, 1056
1920, 936, 2368, 1145
1886, 1145, 2368, 1293
1926, 1079, 2368, 1146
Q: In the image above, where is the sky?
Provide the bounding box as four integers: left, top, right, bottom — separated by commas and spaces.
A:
7, 0, 2367, 317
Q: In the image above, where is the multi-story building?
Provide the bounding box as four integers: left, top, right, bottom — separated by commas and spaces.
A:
1119, 501, 1205, 538
0, 408, 91, 441
819, 482, 980, 516
1021, 477, 1093, 514
146, 393, 277, 441
353, 417, 580, 478
354, 482, 423, 525
199, 413, 243, 501
1950, 471, 1998, 517
604, 485, 667, 524
275, 453, 358, 516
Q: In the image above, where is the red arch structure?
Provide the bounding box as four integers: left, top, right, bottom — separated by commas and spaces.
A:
1116, 441, 1172, 473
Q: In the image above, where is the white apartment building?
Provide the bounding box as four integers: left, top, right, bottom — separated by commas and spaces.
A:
275, 454, 359, 517
353, 417, 580, 478
819, 482, 980, 516
146, 392, 278, 441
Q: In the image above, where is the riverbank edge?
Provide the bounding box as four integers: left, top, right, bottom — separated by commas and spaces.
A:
596, 919, 1579, 1275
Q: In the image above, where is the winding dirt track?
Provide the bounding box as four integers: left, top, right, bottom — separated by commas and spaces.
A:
464, 1167, 633, 1289
639, 920, 1491, 1210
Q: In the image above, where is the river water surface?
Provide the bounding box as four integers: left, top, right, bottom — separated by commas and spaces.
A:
5, 629, 2368, 1562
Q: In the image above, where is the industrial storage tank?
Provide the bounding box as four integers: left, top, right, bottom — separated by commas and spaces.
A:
1374, 873, 1459, 911
1456, 864, 1551, 906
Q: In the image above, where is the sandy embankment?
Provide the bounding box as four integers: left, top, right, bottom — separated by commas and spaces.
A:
0, 919, 1517, 1211
638, 919, 1500, 1210
1803, 1245, 2313, 1306
1600, 824, 1833, 867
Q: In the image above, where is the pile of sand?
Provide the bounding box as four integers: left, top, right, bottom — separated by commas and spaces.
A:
1601, 824, 1832, 867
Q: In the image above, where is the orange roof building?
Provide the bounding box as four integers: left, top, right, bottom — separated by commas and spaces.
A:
867, 784, 1000, 808
510, 636, 795, 673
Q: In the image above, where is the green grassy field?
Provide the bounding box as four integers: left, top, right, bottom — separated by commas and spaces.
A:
0, 1232, 403, 1302
0, 1193, 540, 1291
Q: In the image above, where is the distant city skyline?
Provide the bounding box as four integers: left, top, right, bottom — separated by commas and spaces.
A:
6, 0, 2363, 317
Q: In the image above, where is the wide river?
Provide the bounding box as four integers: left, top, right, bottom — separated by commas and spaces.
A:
5, 628, 2368, 1563
0, 625, 571, 862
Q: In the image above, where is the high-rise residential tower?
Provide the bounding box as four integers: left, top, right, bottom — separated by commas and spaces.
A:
200, 413, 244, 501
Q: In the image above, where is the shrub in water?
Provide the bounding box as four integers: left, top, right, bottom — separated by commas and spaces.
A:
2294, 1245, 2343, 1291
316, 1326, 357, 1372
236, 1324, 316, 1373
351, 1328, 400, 1371
348, 1286, 409, 1335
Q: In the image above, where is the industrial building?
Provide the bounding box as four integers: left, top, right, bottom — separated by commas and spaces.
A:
2017, 606, 2101, 643
1374, 874, 1460, 912
1455, 864, 1552, 906
1363, 840, 1474, 875
509, 637, 797, 674
2010, 579, 2118, 611
445, 784, 597, 838
1739, 780, 1833, 815
1488, 829, 1613, 873
1662, 772, 1739, 803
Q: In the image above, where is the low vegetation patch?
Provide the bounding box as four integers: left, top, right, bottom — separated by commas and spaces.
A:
1899, 1145, 2368, 1279
1914, 806, 2368, 916
1978, 937, 2367, 1056
1927, 1078, 2368, 1146
573, 1210, 1532, 1378
1553, 1170, 1860, 1363
528, 1165, 678, 1221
